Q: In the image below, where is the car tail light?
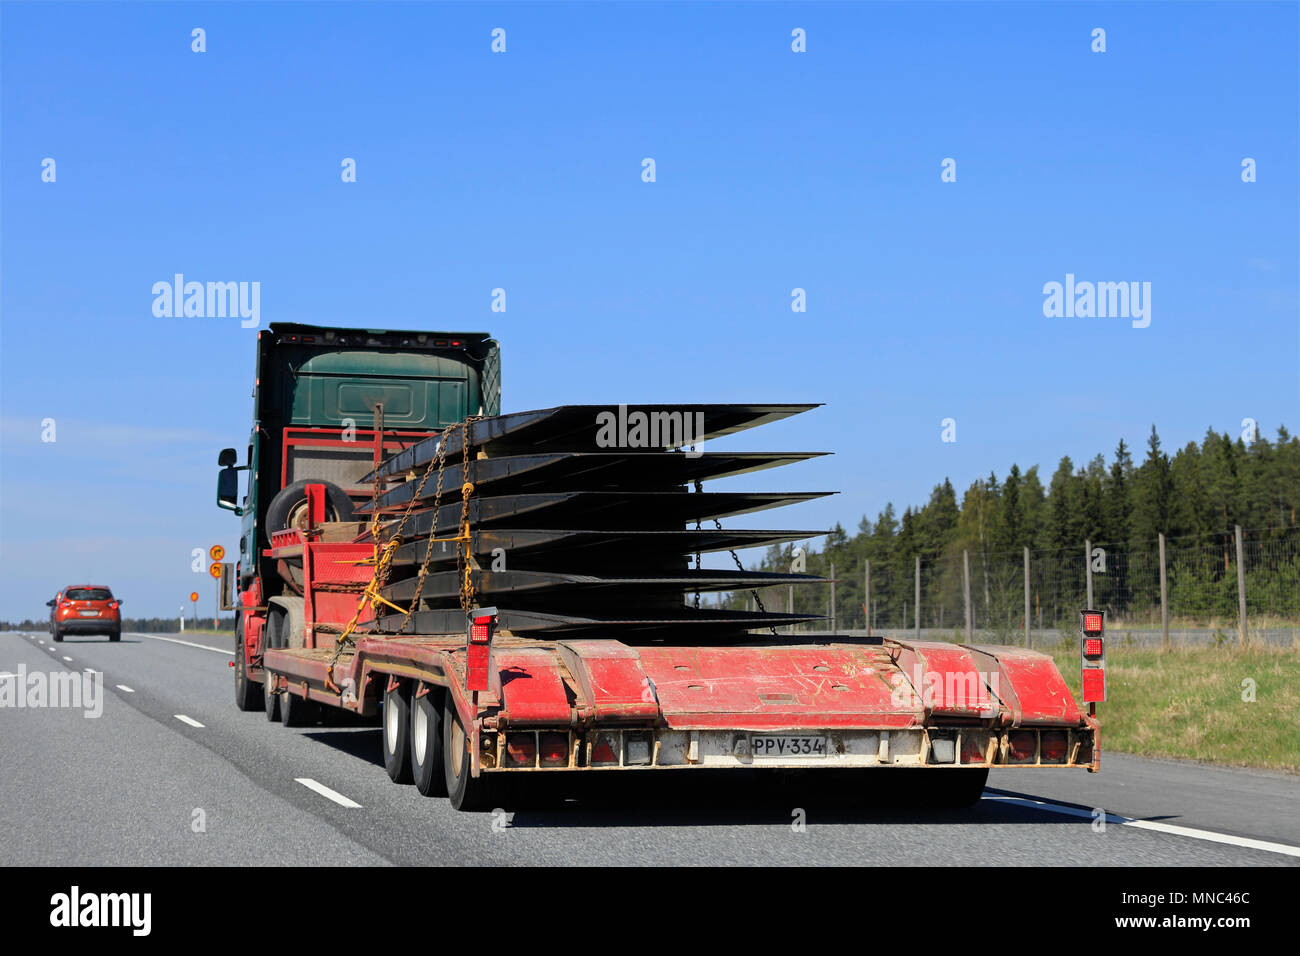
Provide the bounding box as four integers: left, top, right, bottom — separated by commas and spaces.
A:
505, 733, 535, 767
961, 734, 987, 764
539, 733, 568, 767
1041, 731, 1067, 763
1008, 731, 1036, 763
591, 733, 619, 766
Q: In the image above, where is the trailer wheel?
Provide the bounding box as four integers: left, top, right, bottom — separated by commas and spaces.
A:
235, 619, 264, 712
382, 682, 413, 784
410, 687, 446, 797
443, 697, 501, 811
280, 685, 320, 727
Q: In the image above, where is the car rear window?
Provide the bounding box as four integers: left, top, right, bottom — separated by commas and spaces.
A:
65, 588, 112, 601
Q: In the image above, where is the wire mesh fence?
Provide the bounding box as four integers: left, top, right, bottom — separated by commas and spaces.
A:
744, 525, 1300, 646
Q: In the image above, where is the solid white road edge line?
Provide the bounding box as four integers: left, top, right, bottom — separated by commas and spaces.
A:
174, 714, 205, 728
984, 791, 1300, 858
295, 778, 362, 808
131, 633, 233, 656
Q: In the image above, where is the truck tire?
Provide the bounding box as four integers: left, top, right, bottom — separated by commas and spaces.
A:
382, 682, 413, 784
264, 671, 282, 721
443, 697, 501, 811
263, 613, 283, 721
410, 687, 446, 797
280, 683, 320, 727
234, 616, 265, 712
264, 479, 356, 543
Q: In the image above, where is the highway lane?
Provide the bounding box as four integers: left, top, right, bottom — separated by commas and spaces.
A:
2, 629, 1297, 866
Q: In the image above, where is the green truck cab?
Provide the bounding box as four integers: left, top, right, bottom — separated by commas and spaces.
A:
217, 323, 499, 595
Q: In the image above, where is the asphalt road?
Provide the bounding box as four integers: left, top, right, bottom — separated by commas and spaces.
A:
2, 629, 1297, 866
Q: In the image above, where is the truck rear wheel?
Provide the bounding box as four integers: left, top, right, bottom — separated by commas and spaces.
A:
410, 688, 446, 797
264, 671, 282, 721
281, 685, 320, 727
234, 618, 264, 712
443, 697, 502, 811
382, 682, 413, 784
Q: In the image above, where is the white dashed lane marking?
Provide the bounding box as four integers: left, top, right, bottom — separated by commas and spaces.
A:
174, 715, 205, 728
295, 778, 362, 808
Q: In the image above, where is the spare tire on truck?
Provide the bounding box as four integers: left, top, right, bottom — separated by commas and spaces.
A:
265, 479, 357, 541
265, 479, 357, 588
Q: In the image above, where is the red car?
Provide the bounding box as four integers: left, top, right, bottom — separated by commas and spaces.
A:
48, 585, 123, 642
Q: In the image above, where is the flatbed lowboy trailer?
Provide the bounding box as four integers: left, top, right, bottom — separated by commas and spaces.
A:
219, 324, 1102, 811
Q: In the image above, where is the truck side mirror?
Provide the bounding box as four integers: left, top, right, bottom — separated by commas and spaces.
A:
218, 448, 239, 467
217, 467, 243, 515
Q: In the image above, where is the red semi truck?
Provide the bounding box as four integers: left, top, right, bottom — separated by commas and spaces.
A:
217, 323, 1102, 810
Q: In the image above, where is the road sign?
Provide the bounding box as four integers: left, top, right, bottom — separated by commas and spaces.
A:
208, 562, 223, 579
209, 545, 226, 562
189, 591, 199, 603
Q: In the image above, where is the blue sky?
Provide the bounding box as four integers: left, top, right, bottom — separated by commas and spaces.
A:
2, 1, 1297, 617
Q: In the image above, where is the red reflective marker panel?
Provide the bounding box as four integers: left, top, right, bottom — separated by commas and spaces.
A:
466, 607, 497, 693
1079, 609, 1106, 704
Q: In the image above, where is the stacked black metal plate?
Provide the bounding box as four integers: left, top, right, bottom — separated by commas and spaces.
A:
366, 403, 831, 642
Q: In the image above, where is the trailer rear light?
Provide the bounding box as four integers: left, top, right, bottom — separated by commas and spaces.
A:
505, 733, 536, 767
1008, 731, 1036, 763
960, 734, 987, 764
1079, 609, 1107, 704
466, 607, 497, 693
591, 734, 619, 766
1041, 731, 1067, 763
539, 733, 568, 767
928, 733, 956, 764
624, 732, 652, 766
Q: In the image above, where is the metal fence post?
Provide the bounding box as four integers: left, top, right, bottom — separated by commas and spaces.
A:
864, 560, 871, 634
830, 561, 836, 635
914, 555, 921, 640
1236, 525, 1247, 644
1085, 538, 1094, 608
963, 549, 972, 641
1023, 546, 1031, 648
1159, 532, 1169, 649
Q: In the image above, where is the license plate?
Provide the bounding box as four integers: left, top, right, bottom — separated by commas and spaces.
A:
78, 610, 99, 616
751, 735, 827, 757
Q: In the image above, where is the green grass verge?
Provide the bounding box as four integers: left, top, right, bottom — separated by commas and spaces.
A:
1045, 643, 1300, 773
